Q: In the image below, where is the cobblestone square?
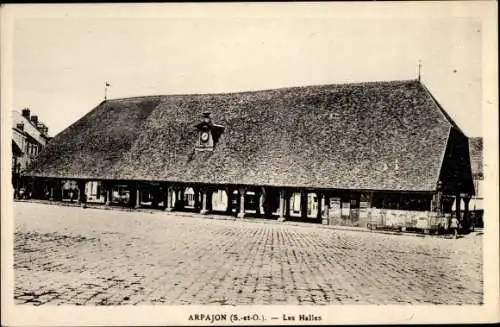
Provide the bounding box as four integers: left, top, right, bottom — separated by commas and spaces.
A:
13, 202, 483, 305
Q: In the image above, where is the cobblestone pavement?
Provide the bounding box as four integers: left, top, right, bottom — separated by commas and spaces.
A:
13, 202, 483, 305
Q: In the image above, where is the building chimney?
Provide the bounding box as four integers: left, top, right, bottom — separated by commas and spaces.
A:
37, 123, 47, 135
22, 108, 30, 119
41, 124, 48, 136
16, 123, 24, 131
30, 115, 39, 124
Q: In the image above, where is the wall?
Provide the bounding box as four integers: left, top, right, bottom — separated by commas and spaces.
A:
365, 208, 447, 230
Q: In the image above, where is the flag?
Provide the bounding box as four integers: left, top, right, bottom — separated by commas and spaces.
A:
105, 82, 110, 87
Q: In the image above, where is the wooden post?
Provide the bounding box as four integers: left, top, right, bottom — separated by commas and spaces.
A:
455, 194, 461, 222
193, 186, 201, 210
237, 187, 246, 218
77, 180, 86, 205
128, 182, 137, 208
207, 189, 214, 212
278, 189, 285, 222
174, 187, 185, 210
225, 187, 233, 214
436, 181, 443, 216
463, 195, 471, 231
106, 183, 112, 206
103, 183, 107, 204
262, 186, 272, 217
135, 185, 141, 209
49, 180, 55, 201
284, 190, 291, 219
164, 184, 173, 211
55, 179, 63, 201
200, 188, 209, 214
151, 185, 159, 208
300, 190, 308, 219
32, 178, 40, 199
256, 189, 264, 217
323, 195, 330, 225
316, 192, 323, 222
180, 188, 185, 209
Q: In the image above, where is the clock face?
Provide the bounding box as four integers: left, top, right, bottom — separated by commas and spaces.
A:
200, 131, 209, 143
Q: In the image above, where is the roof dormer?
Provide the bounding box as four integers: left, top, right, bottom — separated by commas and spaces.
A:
194, 112, 224, 152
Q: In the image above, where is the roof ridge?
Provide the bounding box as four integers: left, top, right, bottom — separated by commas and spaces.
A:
419, 81, 467, 136
105, 79, 419, 102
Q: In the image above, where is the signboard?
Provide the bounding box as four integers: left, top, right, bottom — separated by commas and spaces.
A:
329, 197, 341, 220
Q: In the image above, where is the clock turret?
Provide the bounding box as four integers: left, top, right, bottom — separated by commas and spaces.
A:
194, 112, 224, 152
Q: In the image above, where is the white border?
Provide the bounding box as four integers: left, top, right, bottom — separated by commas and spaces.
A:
1, 2, 498, 325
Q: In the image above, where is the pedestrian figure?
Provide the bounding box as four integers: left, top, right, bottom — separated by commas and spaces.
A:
450, 216, 459, 239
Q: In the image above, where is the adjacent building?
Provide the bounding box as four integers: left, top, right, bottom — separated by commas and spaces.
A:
22, 80, 476, 231
12, 108, 51, 194
469, 137, 484, 227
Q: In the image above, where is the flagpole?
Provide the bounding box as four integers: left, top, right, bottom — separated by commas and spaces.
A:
417, 60, 422, 82
104, 82, 110, 100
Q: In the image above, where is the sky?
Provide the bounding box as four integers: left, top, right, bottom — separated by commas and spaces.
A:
6, 3, 487, 137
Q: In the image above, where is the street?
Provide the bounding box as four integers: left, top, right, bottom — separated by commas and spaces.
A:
13, 202, 483, 305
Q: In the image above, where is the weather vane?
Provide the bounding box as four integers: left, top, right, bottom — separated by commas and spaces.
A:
104, 82, 111, 100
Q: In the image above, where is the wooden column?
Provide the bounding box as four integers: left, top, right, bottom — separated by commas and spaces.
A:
262, 186, 273, 217
300, 190, 308, 219
128, 182, 138, 208
164, 184, 174, 211
455, 194, 461, 222
135, 187, 141, 209
323, 195, 330, 225
180, 188, 185, 209
174, 188, 180, 208
54, 180, 62, 201
103, 182, 107, 204
278, 189, 285, 222
463, 195, 471, 231
225, 187, 233, 215
151, 185, 159, 208
77, 180, 86, 205
237, 187, 246, 218
174, 187, 185, 210
200, 188, 209, 215
435, 181, 443, 216
32, 178, 41, 199
316, 192, 323, 222
256, 190, 264, 217
207, 189, 214, 212
193, 187, 201, 211
284, 190, 291, 219
49, 180, 55, 201
105, 183, 112, 206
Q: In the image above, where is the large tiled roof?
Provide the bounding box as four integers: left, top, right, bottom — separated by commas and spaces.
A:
26, 80, 456, 191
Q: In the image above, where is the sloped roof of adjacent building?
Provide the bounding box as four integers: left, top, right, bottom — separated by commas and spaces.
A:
12, 111, 48, 146
26, 80, 458, 191
469, 137, 483, 179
